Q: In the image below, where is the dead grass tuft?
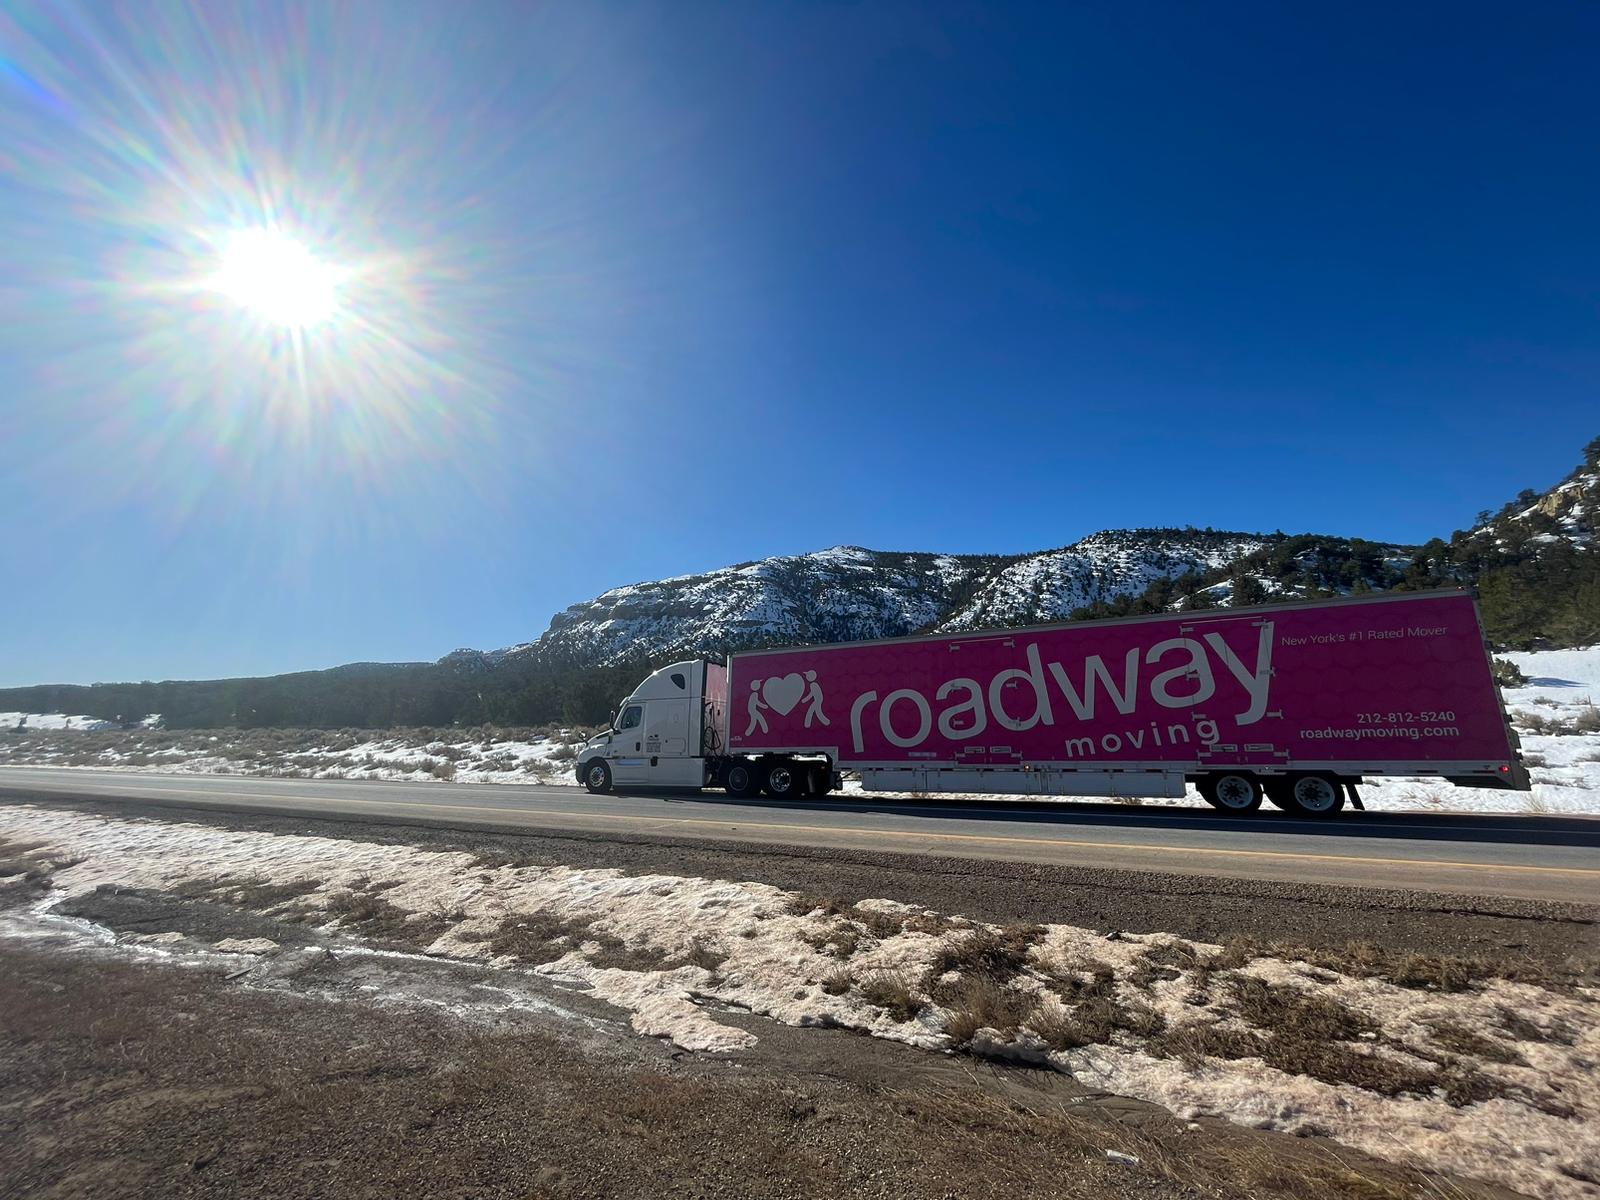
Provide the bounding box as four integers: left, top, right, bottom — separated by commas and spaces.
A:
939, 973, 1032, 1046
0, 840, 74, 899
1152, 1021, 1266, 1068
1227, 976, 1378, 1042
1191, 936, 1264, 991
927, 924, 1042, 983
165, 874, 325, 912
476, 911, 594, 963
858, 971, 921, 1023
1127, 940, 1196, 990
786, 893, 847, 918
901, 910, 956, 937
847, 904, 906, 940
324, 890, 452, 950
1495, 1005, 1576, 1046
1426, 1020, 1526, 1066
820, 967, 851, 996
802, 922, 862, 959
674, 938, 728, 974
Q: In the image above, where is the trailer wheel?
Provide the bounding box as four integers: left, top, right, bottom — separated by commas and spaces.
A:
723, 760, 761, 798
1198, 772, 1262, 813
1280, 773, 1345, 817
763, 760, 801, 799
582, 760, 612, 795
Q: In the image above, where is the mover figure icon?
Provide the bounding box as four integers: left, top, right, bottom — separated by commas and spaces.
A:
802, 670, 829, 728
745, 679, 769, 735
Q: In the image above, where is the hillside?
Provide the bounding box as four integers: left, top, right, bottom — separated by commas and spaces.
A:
1079, 437, 1598, 646
493, 529, 1273, 669
2, 435, 1593, 730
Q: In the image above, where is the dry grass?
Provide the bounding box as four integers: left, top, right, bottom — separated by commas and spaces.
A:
1426, 1020, 1526, 1066
1190, 936, 1265, 991
171, 875, 325, 911
1495, 1004, 1576, 1045
802, 922, 862, 959
1179, 935, 1556, 995
859, 971, 922, 1023
901, 910, 957, 936
1227, 976, 1378, 1042
1127, 940, 1196, 989
674, 938, 728, 974
927, 924, 1041, 983
820, 967, 852, 996
939, 973, 1032, 1046
786, 893, 847, 918
464, 914, 723, 975
848, 904, 906, 940
1151, 1021, 1266, 1068
1039, 957, 1117, 1004
323, 889, 453, 950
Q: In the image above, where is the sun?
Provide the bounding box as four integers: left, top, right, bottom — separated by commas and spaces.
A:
210, 227, 344, 329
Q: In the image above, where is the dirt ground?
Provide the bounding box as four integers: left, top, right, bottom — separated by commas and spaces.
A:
2, 939, 1528, 1200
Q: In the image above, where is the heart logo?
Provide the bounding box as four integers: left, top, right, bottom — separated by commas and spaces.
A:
762, 673, 805, 716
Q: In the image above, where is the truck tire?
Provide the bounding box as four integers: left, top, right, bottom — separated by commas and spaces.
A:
763, 760, 801, 799
723, 760, 760, 799
1278, 773, 1345, 817
582, 760, 612, 795
1198, 772, 1262, 814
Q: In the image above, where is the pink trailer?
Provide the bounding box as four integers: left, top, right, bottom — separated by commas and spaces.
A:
716, 590, 1526, 816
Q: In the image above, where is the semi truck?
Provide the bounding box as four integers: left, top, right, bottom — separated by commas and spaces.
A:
574, 590, 1529, 817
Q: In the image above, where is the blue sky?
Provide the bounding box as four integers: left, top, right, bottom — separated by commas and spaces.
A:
1, 1, 1595, 686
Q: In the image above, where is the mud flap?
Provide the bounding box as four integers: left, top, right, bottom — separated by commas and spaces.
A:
1346, 781, 1365, 811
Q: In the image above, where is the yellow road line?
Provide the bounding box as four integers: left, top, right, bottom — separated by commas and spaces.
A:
14, 778, 1600, 880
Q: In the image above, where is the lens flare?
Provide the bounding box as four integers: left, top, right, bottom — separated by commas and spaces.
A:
0, 0, 620, 536
211, 227, 344, 329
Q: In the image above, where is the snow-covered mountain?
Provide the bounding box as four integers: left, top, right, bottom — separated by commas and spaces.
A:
1465, 453, 1597, 551
942, 530, 1270, 630
487, 529, 1275, 668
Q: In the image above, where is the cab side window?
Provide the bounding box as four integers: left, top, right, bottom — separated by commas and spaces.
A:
619, 705, 643, 731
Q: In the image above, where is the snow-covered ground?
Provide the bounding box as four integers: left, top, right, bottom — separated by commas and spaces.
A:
2, 712, 161, 733
2, 804, 1594, 1200
0, 725, 592, 785
1, 711, 116, 732
3, 648, 1597, 813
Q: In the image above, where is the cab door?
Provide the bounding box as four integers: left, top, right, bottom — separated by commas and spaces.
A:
639, 698, 703, 786
609, 702, 649, 784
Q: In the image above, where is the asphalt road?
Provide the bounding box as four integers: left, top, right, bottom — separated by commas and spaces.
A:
2, 767, 1598, 903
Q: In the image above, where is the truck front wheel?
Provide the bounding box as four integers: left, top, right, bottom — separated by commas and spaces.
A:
582, 760, 613, 795
1198, 772, 1262, 814
1276, 773, 1345, 817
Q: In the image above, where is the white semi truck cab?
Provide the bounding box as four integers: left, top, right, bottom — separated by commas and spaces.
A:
579, 659, 724, 791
